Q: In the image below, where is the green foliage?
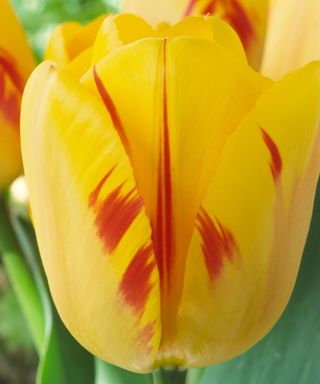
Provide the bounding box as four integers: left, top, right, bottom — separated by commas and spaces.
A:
96, 360, 152, 384
0, 289, 34, 351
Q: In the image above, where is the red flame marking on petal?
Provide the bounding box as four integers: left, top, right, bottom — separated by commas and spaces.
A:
184, 0, 198, 16
260, 127, 282, 182
224, 0, 255, 50
93, 66, 129, 150
138, 322, 155, 353
89, 171, 143, 253
202, 0, 218, 14
0, 49, 24, 91
88, 166, 116, 208
197, 207, 238, 279
0, 49, 24, 127
119, 244, 155, 314
151, 39, 174, 287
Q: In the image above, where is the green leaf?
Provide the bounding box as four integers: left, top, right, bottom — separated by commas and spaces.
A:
37, 308, 95, 384
95, 359, 152, 384
0, 198, 44, 353
5, 210, 95, 384
201, 183, 320, 384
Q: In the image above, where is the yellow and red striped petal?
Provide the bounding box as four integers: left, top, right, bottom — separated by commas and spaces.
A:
0, 0, 35, 80
45, 16, 105, 66
121, 0, 268, 68
177, 62, 320, 367
21, 61, 161, 372
0, 0, 35, 189
0, 61, 22, 189
261, 0, 320, 79
82, 37, 269, 365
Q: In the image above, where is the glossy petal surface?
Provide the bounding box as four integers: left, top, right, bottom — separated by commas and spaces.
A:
178, 62, 320, 367
21, 62, 161, 372
82, 37, 269, 366
22, 16, 320, 371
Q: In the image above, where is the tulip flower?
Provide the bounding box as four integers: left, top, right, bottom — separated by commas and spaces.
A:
21, 13, 320, 374
121, 0, 320, 79
0, 0, 35, 191
120, 0, 268, 68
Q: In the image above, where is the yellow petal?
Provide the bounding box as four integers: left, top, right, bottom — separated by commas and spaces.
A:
166, 16, 246, 61
261, 0, 320, 79
45, 16, 105, 66
92, 14, 159, 65
21, 61, 161, 372
0, 0, 35, 80
82, 37, 269, 365
120, 0, 268, 68
177, 61, 320, 367
65, 47, 93, 81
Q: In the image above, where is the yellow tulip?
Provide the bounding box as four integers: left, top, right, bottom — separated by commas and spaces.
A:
0, 0, 35, 191
21, 14, 320, 372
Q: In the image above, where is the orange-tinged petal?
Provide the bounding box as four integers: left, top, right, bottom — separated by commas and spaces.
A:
82, 37, 269, 365
121, 0, 268, 68
261, 0, 320, 79
21, 61, 161, 372
177, 62, 320, 367
0, 0, 35, 80
45, 16, 105, 66
0, 0, 35, 189
0, 70, 22, 188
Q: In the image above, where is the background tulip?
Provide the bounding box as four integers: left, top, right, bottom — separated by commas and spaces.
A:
21, 14, 320, 374
0, 0, 35, 191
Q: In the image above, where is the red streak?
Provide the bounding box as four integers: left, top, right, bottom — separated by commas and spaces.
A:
0, 49, 24, 127
93, 66, 129, 150
225, 0, 255, 50
138, 322, 155, 351
152, 39, 173, 286
184, 0, 198, 16
88, 167, 115, 208
197, 207, 238, 279
260, 128, 282, 182
119, 245, 155, 314
89, 172, 143, 253
0, 49, 24, 91
202, 0, 218, 14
